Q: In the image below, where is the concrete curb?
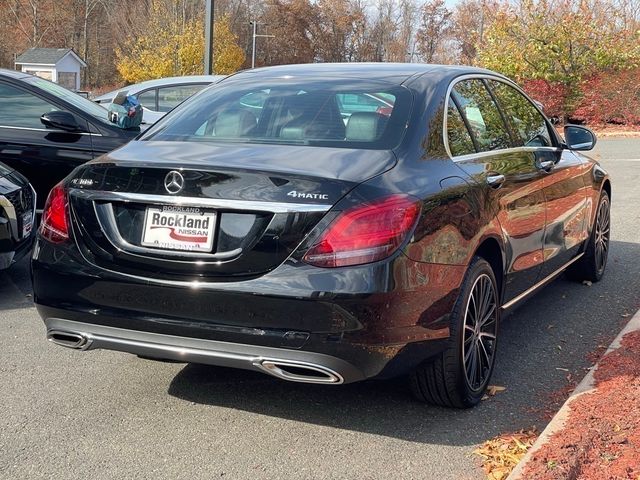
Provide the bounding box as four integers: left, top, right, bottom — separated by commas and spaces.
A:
507, 307, 640, 480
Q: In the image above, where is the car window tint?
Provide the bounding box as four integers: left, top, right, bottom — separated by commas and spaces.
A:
0, 82, 58, 128
447, 100, 476, 156
144, 79, 411, 150
137, 89, 157, 111
157, 85, 207, 112
488, 80, 552, 147
452, 80, 511, 152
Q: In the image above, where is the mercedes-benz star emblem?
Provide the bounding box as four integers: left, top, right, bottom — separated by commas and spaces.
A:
164, 171, 184, 194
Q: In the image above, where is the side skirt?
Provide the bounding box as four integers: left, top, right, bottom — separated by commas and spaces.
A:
501, 253, 584, 311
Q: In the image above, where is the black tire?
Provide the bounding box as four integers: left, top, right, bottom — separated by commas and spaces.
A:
566, 191, 610, 283
410, 256, 500, 408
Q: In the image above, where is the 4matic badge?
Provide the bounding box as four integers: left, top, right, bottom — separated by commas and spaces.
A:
287, 190, 329, 200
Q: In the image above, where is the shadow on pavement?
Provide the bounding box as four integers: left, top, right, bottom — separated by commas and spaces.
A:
168, 240, 640, 445
0, 257, 33, 311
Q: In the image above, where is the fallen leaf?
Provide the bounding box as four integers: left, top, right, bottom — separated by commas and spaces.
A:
487, 385, 506, 396
474, 429, 538, 479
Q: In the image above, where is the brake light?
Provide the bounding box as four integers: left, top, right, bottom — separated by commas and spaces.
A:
40, 184, 69, 243
303, 194, 421, 268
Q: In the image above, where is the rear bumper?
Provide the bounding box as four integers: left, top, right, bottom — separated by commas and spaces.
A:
33, 240, 466, 382
45, 318, 363, 384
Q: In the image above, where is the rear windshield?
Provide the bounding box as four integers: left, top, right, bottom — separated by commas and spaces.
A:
141, 78, 412, 150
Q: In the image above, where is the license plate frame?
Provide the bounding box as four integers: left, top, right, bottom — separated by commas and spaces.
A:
141, 206, 216, 252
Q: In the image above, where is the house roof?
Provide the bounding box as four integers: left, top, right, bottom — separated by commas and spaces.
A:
15, 48, 87, 67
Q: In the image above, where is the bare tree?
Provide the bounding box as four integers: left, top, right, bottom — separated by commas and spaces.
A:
415, 0, 452, 63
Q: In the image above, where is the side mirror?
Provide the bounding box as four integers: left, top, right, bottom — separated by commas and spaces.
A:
564, 125, 596, 151
40, 111, 81, 132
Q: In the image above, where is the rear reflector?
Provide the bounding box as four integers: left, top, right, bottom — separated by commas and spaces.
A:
40, 184, 69, 243
303, 194, 421, 268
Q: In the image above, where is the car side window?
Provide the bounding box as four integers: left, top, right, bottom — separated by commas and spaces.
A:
446, 101, 476, 156
488, 80, 552, 147
452, 80, 512, 152
136, 89, 157, 111
157, 85, 207, 113
0, 82, 58, 129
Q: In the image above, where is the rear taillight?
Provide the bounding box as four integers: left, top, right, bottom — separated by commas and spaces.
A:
40, 184, 69, 243
303, 194, 421, 268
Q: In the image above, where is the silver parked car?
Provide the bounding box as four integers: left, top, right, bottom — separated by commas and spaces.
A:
93, 75, 225, 124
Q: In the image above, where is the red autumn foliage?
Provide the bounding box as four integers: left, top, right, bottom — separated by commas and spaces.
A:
521, 79, 569, 121
522, 330, 640, 479
573, 69, 640, 126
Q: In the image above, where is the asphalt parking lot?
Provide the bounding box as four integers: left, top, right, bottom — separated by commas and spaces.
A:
1, 138, 639, 480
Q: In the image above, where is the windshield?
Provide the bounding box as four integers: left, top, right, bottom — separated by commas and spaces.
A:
24, 76, 113, 126
141, 77, 412, 150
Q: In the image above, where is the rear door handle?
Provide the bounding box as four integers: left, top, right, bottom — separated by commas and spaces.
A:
537, 160, 554, 171
486, 174, 505, 188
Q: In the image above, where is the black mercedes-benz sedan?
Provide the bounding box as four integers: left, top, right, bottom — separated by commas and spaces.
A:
0, 69, 140, 210
0, 161, 36, 269
32, 63, 611, 407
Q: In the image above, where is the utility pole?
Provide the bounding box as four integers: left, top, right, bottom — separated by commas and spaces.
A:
407, 41, 418, 63
250, 21, 275, 69
204, 0, 215, 74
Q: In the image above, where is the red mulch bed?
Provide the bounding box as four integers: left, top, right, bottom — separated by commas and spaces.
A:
522, 330, 640, 479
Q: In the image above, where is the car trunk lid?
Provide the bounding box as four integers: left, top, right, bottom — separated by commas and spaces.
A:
67, 141, 396, 280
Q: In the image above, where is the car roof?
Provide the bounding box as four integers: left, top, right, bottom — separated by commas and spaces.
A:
94, 75, 225, 101
229, 63, 500, 85
0, 68, 33, 80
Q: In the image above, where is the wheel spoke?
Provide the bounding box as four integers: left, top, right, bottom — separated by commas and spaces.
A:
469, 291, 478, 323
465, 340, 475, 363
478, 338, 491, 370
479, 304, 496, 328
479, 332, 496, 340
474, 346, 482, 387
462, 273, 498, 391
466, 343, 476, 380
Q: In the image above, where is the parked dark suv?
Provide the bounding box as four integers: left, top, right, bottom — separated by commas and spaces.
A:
32, 64, 611, 407
0, 161, 35, 269
0, 69, 140, 210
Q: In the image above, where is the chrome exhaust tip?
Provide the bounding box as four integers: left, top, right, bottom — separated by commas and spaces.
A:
255, 359, 344, 384
47, 330, 91, 350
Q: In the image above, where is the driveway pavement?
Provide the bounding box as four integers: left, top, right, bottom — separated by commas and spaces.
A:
0, 138, 638, 480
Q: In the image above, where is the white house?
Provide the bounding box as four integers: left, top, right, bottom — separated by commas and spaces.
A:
15, 48, 87, 91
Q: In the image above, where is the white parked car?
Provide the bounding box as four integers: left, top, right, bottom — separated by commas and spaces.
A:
93, 75, 225, 124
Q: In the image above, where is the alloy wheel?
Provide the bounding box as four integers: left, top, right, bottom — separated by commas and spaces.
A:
462, 273, 498, 392
594, 196, 610, 274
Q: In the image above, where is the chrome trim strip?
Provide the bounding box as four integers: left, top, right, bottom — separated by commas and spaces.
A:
449, 146, 561, 163
256, 360, 343, 384
501, 253, 584, 310
44, 318, 354, 385
0, 125, 100, 136
442, 74, 557, 161
70, 189, 332, 213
